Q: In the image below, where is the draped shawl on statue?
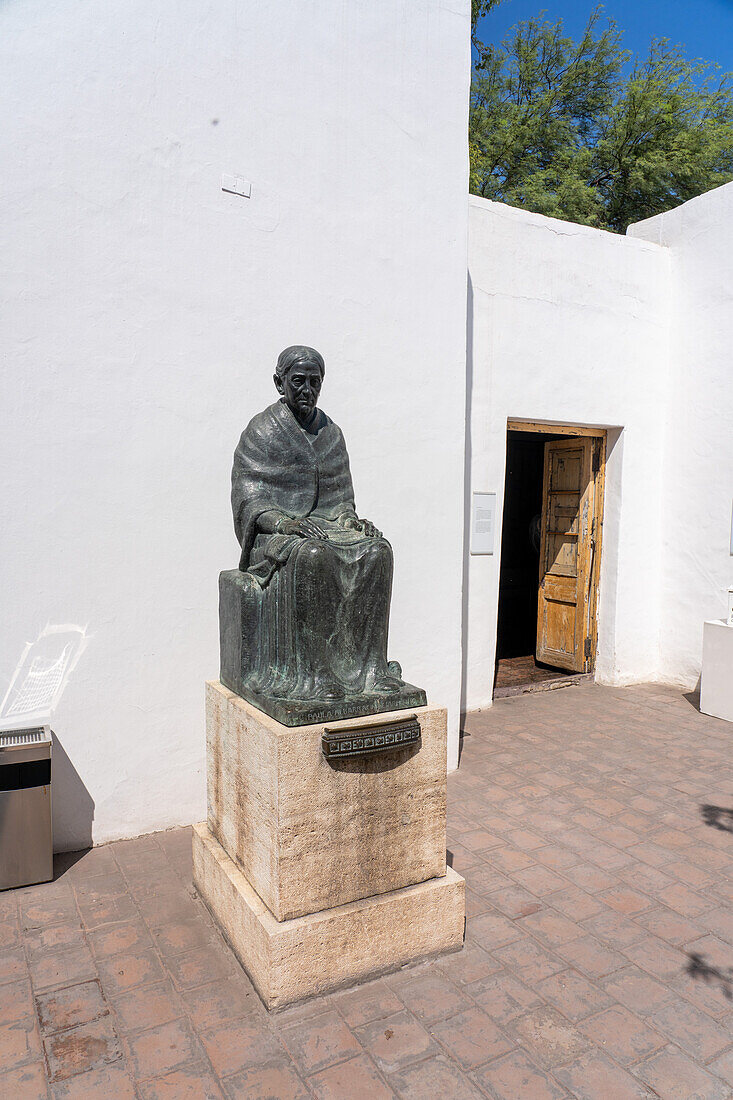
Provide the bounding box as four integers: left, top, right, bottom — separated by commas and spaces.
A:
231, 399, 355, 575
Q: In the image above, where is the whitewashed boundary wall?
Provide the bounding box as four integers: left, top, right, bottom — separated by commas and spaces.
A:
0, 0, 470, 848
629, 184, 733, 689
465, 197, 671, 712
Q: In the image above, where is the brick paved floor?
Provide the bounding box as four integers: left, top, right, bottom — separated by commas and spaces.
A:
1, 681, 732, 1098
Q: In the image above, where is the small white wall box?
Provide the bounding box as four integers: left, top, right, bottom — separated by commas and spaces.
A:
221, 174, 251, 198
700, 620, 733, 723
470, 492, 496, 555
728, 586, 733, 627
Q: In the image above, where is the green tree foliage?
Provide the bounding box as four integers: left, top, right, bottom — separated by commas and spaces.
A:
470, 5, 733, 231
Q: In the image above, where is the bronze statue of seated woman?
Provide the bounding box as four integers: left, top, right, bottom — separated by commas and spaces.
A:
219, 345, 426, 725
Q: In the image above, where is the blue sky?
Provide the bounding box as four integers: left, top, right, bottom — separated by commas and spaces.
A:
476, 0, 733, 73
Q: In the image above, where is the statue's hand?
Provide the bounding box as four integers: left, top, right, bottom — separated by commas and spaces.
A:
358, 518, 382, 539
336, 513, 381, 538
279, 517, 329, 540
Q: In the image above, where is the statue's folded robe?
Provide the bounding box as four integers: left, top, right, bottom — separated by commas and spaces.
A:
224, 396, 425, 715
231, 399, 357, 583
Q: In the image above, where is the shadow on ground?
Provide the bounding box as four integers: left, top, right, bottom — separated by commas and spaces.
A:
686, 952, 733, 1002
700, 803, 733, 834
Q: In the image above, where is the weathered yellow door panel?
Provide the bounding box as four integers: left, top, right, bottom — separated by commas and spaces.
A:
550, 449, 584, 491
542, 573, 575, 602
550, 511, 579, 537
545, 532, 578, 578
541, 593, 575, 658
536, 438, 595, 672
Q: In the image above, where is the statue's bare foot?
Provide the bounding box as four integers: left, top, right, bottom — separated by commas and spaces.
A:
313, 681, 346, 701
372, 674, 401, 694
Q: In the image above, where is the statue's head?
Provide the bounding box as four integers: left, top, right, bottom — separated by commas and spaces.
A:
274, 345, 325, 422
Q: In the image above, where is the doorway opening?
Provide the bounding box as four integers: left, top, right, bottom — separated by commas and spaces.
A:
494, 421, 606, 699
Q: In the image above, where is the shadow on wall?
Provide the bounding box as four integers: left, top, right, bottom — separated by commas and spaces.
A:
459, 272, 474, 763
51, 733, 95, 853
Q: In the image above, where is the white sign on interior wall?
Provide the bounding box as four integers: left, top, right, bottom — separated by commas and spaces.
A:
470, 492, 496, 555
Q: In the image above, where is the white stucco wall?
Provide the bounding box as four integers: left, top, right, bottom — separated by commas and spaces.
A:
465, 197, 671, 711
1, 0, 470, 848
629, 184, 733, 689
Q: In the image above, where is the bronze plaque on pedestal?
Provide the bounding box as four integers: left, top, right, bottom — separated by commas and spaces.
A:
322, 715, 421, 761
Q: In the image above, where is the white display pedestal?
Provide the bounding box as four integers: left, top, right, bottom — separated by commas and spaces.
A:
700, 620, 733, 723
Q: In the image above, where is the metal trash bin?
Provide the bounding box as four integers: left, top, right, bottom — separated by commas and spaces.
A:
0, 726, 53, 890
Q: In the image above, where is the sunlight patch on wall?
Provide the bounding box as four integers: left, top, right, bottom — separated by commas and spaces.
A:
0, 625, 88, 730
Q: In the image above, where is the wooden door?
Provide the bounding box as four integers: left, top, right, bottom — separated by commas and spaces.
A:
536, 437, 598, 672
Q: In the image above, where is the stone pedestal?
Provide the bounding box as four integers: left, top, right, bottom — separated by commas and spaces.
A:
701, 619, 733, 723
193, 681, 465, 1010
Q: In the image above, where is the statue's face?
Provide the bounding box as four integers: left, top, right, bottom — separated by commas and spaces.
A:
275, 362, 323, 419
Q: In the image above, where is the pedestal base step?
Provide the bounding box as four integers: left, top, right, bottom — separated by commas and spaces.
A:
192, 822, 465, 1011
